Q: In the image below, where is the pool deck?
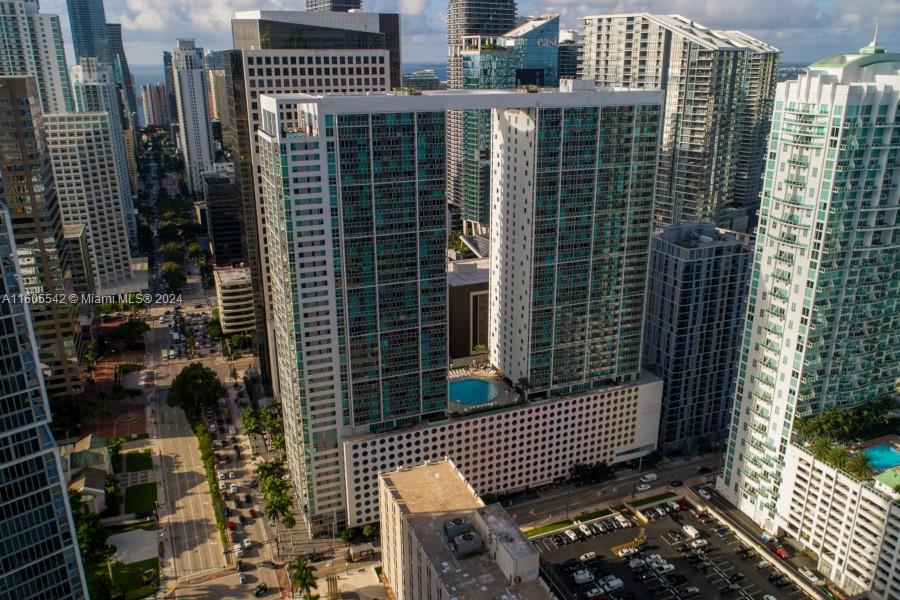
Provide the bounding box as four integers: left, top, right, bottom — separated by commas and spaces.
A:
447, 368, 518, 415
854, 435, 900, 490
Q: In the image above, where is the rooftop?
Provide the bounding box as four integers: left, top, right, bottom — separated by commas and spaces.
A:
447, 257, 489, 287
381, 460, 551, 600
656, 222, 753, 251
503, 14, 559, 39
214, 267, 252, 286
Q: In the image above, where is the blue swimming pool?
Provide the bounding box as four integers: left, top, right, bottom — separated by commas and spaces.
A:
449, 378, 499, 405
861, 444, 900, 472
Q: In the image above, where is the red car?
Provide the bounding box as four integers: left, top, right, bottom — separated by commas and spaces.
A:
249, 508, 257, 518
227, 521, 236, 531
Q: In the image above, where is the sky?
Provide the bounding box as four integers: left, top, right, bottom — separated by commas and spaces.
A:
41, 0, 898, 70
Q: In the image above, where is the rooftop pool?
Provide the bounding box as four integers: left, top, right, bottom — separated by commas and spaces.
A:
861, 444, 900, 472
449, 378, 499, 406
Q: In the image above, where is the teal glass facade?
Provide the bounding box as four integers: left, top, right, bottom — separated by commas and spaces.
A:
528, 104, 659, 395
332, 111, 448, 428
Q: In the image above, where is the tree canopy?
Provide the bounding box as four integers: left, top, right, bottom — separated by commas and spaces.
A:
168, 363, 225, 422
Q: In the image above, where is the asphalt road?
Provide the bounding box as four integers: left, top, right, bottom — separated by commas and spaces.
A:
507, 454, 719, 528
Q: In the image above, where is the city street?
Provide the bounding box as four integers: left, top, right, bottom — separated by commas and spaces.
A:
507, 454, 719, 529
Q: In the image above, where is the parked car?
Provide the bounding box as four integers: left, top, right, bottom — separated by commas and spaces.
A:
239, 572, 248, 584
580, 552, 597, 562
254, 583, 268, 597
636, 483, 652, 492
639, 473, 658, 483
670, 479, 683, 487
697, 487, 712, 500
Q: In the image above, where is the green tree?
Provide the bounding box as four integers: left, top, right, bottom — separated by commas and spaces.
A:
187, 241, 204, 259
845, 452, 875, 480
159, 241, 184, 262
340, 528, 354, 543
289, 556, 317, 597
810, 436, 836, 462
75, 511, 111, 568
207, 319, 222, 339
241, 407, 262, 436
827, 445, 852, 470
161, 261, 186, 293
168, 363, 225, 422
362, 524, 376, 539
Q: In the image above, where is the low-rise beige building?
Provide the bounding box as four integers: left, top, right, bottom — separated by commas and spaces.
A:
379, 459, 552, 600
214, 267, 255, 335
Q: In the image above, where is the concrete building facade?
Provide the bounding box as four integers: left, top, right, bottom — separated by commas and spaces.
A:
171, 39, 214, 193
718, 45, 900, 531
140, 82, 170, 126
214, 267, 255, 335
379, 460, 552, 600
579, 14, 779, 228
45, 112, 136, 293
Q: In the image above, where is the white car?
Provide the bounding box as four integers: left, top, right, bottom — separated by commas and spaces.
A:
218, 472, 226, 481
798, 567, 821, 584
698, 487, 712, 500
242, 538, 253, 549
579, 552, 597, 562
639, 473, 658, 483
218, 480, 226, 491
616, 547, 637, 558
636, 483, 651, 492
653, 563, 675, 575
228, 471, 236, 479
763, 596, 777, 600
230, 484, 239, 494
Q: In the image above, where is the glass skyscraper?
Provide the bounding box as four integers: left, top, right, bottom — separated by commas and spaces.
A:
719, 44, 900, 531
0, 202, 87, 599
259, 84, 662, 533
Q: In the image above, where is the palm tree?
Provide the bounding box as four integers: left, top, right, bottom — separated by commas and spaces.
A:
809, 436, 835, 462
826, 445, 851, 471
845, 452, 876, 480
289, 556, 317, 597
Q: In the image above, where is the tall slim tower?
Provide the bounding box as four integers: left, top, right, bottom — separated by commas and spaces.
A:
225, 9, 401, 394
718, 44, 900, 531
0, 0, 73, 112
162, 50, 177, 126
106, 22, 137, 119
0, 202, 88, 600
171, 39, 213, 194
0, 77, 83, 399
66, 0, 109, 62
580, 14, 779, 229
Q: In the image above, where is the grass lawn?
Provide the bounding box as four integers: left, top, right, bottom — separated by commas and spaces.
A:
125, 450, 152, 472
525, 519, 573, 538
576, 508, 612, 522
92, 557, 158, 600
124, 482, 157, 514
630, 492, 676, 507
107, 520, 157, 536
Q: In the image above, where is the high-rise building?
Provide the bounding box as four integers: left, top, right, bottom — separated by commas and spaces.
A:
718, 44, 900, 531
66, 0, 108, 62
45, 112, 137, 294
380, 460, 552, 600
106, 22, 137, 120
207, 68, 226, 121
225, 9, 402, 395
259, 82, 663, 531
0, 77, 83, 399
70, 56, 137, 247
401, 69, 441, 90
580, 14, 779, 228
0, 0, 73, 113
202, 166, 244, 267
162, 50, 178, 126
445, 0, 516, 227
306, 0, 361, 11
489, 80, 659, 396
171, 39, 214, 193
141, 82, 170, 126
446, 0, 516, 88
0, 202, 88, 600
557, 29, 580, 79
451, 15, 560, 234
642, 223, 752, 453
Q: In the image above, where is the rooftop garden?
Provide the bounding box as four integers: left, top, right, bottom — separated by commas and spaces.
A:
794, 396, 899, 480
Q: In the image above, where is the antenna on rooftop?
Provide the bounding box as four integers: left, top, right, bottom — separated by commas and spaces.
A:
871, 22, 879, 47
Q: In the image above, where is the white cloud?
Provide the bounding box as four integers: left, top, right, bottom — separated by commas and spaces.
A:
38, 0, 900, 69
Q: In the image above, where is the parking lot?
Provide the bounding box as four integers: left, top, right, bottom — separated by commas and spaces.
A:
535, 498, 813, 600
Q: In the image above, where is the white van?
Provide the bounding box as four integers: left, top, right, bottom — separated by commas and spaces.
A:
564, 529, 578, 542
233, 543, 244, 558
639, 473, 658, 483
682, 525, 700, 540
